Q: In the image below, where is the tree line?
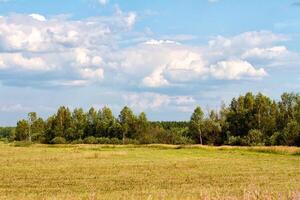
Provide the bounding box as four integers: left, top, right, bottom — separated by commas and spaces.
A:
1, 92, 300, 146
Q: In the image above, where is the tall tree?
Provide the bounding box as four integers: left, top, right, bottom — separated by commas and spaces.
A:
53, 106, 72, 138
189, 107, 204, 144
97, 107, 116, 138
27, 112, 37, 142
15, 120, 30, 141
85, 107, 98, 137
119, 106, 136, 144
68, 108, 86, 141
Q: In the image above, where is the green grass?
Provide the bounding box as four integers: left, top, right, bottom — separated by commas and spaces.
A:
0, 143, 299, 200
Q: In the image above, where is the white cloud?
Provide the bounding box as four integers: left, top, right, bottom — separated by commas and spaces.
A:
174, 96, 196, 105
79, 68, 104, 81
54, 80, 90, 87
126, 12, 137, 28
144, 39, 179, 45
98, 0, 108, 5
0, 53, 51, 71
142, 67, 169, 87
29, 14, 46, 22
123, 92, 171, 111
242, 46, 288, 60
0, 11, 136, 86
122, 92, 197, 112
210, 60, 267, 80
0, 13, 293, 90
0, 104, 30, 112
209, 31, 287, 50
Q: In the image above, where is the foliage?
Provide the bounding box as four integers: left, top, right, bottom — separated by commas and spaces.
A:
2, 92, 299, 146
83, 136, 98, 144
246, 129, 264, 146
51, 137, 67, 144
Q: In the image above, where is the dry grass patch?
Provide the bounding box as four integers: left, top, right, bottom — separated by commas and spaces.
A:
0, 143, 299, 200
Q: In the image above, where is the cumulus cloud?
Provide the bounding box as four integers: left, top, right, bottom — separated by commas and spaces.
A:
0, 10, 136, 86
0, 11, 295, 91
116, 36, 274, 87
210, 60, 267, 80
123, 92, 171, 111
123, 92, 197, 112
142, 68, 169, 87
29, 13, 46, 21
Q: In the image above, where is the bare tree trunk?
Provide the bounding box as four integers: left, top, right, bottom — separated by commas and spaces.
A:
199, 128, 203, 145
28, 126, 32, 142
28, 116, 32, 142
122, 132, 125, 145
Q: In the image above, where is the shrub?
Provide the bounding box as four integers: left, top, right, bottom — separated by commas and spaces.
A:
246, 129, 264, 146
96, 137, 111, 144
71, 139, 84, 144
51, 137, 67, 144
124, 138, 140, 145
155, 129, 192, 145
228, 136, 248, 146
83, 136, 97, 144
110, 138, 122, 145
270, 132, 287, 146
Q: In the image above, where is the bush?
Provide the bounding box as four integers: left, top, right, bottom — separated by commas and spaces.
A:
124, 138, 140, 145
227, 136, 248, 146
156, 129, 193, 145
270, 132, 287, 146
83, 136, 97, 144
96, 137, 111, 144
71, 139, 84, 144
51, 137, 67, 144
0, 138, 9, 143
110, 138, 122, 145
246, 129, 264, 146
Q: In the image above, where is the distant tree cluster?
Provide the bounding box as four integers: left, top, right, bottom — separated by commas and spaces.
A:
2, 92, 300, 146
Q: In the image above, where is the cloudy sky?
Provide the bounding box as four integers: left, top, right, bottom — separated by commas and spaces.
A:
0, 0, 300, 125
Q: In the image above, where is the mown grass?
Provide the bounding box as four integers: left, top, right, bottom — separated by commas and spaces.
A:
0, 143, 299, 200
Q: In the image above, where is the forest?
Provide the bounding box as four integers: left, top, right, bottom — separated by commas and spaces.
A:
1, 92, 300, 146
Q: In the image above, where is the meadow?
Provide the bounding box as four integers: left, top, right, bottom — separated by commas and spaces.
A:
0, 143, 299, 200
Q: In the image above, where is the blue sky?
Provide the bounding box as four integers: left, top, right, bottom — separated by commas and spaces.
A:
0, 0, 300, 125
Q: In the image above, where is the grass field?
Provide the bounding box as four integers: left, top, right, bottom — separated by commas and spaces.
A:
0, 143, 299, 200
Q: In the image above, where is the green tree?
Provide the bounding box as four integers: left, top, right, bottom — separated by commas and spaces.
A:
53, 106, 72, 138
68, 108, 86, 141
97, 107, 116, 138
189, 107, 204, 144
15, 120, 30, 141
135, 112, 150, 140
246, 129, 264, 146
283, 120, 300, 146
31, 117, 45, 142
85, 107, 98, 137
119, 106, 136, 144
203, 118, 222, 145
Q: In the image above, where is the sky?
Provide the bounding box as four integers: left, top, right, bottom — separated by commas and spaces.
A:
0, 0, 300, 125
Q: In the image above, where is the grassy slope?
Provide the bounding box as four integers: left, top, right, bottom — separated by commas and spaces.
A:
0, 143, 299, 200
